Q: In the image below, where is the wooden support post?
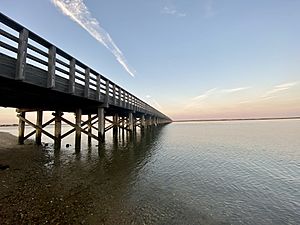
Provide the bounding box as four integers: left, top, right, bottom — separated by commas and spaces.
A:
122, 116, 125, 136
98, 107, 105, 142
75, 108, 82, 150
16, 28, 29, 80
148, 116, 152, 127
18, 111, 26, 144
141, 115, 145, 130
133, 116, 137, 133
84, 68, 90, 98
88, 114, 92, 146
47, 45, 56, 88
54, 111, 62, 149
36, 110, 43, 145
118, 117, 121, 136
113, 114, 118, 137
154, 117, 157, 126
69, 58, 76, 94
129, 112, 134, 132
145, 116, 149, 128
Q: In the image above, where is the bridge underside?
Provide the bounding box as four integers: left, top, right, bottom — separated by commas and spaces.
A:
0, 75, 137, 117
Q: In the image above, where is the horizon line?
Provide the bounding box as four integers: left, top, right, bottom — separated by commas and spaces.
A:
173, 116, 300, 123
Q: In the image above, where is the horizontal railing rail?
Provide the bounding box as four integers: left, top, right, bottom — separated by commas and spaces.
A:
0, 12, 171, 121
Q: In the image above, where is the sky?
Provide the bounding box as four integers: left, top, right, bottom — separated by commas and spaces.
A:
0, 0, 300, 123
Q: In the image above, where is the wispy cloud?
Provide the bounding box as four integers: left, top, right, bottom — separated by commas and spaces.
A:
222, 87, 251, 93
161, 6, 186, 17
51, 0, 135, 77
192, 88, 217, 100
275, 82, 298, 89
262, 82, 298, 98
192, 86, 250, 101
185, 86, 251, 109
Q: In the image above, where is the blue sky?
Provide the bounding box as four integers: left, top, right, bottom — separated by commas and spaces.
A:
1, 0, 300, 121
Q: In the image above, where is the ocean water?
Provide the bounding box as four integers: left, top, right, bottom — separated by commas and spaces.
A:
1, 120, 299, 224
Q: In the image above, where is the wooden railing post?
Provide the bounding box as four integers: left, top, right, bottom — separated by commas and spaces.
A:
118, 87, 122, 106
15, 28, 29, 80
122, 91, 126, 108
69, 58, 76, 94
113, 84, 116, 105
47, 46, 56, 88
126, 92, 129, 108
133, 98, 137, 112
96, 74, 101, 101
128, 95, 131, 110
84, 68, 90, 98
105, 80, 109, 105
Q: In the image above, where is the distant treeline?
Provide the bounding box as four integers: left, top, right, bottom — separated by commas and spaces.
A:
174, 117, 300, 123
0, 124, 18, 127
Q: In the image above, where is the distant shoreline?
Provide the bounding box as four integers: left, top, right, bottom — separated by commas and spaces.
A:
0, 124, 18, 127
1, 116, 300, 126
173, 116, 300, 123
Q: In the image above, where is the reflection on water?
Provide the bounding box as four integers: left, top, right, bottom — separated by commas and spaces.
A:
1, 120, 300, 224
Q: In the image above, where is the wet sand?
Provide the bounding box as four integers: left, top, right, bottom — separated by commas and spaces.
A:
0, 132, 224, 225
0, 132, 133, 224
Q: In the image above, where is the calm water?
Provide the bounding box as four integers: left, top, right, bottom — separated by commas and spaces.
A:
1, 120, 300, 224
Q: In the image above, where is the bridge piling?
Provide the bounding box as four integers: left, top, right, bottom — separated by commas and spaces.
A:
75, 108, 82, 151
113, 113, 118, 138
98, 107, 105, 142
18, 111, 26, 144
87, 114, 92, 146
54, 111, 62, 149
36, 110, 43, 145
128, 112, 134, 132
141, 115, 145, 131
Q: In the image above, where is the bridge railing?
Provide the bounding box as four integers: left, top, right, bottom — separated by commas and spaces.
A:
0, 13, 170, 121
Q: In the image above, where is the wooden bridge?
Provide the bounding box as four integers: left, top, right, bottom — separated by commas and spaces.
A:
0, 13, 172, 149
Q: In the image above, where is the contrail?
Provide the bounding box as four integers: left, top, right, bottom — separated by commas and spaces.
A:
52, 0, 135, 77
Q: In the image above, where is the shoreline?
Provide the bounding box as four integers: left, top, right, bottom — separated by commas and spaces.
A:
2, 116, 300, 127
174, 116, 300, 123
